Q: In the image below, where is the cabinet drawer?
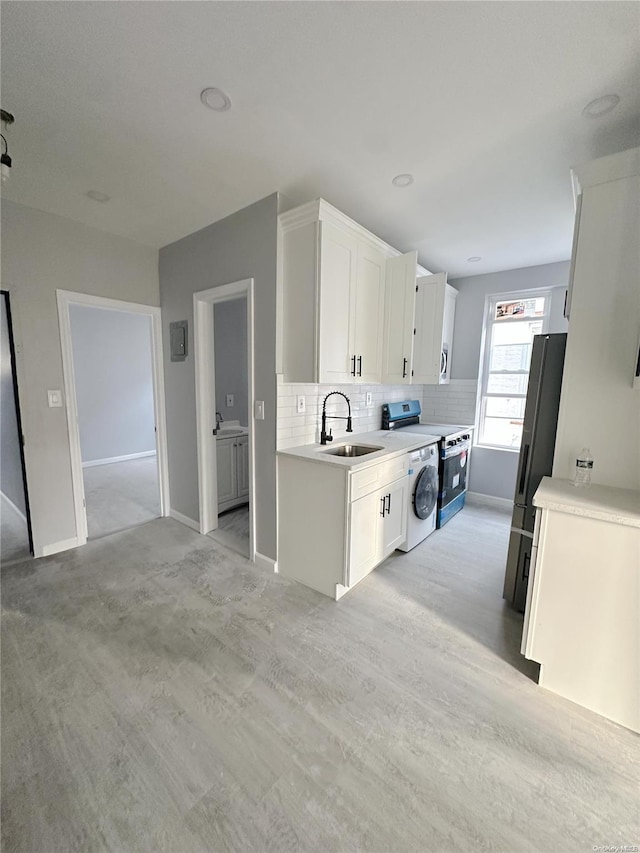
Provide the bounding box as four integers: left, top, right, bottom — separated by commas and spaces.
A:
350, 454, 408, 501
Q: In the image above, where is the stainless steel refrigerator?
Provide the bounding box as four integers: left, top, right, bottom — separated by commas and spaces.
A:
503, 333, 567, 612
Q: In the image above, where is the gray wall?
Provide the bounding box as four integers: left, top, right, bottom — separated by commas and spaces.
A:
214, 298, 248, 427
1, 200, 159, 555
69, 305, 156, 463
159, 194, 278, 561
1, 295, 27, 515
450, 261, 570, 500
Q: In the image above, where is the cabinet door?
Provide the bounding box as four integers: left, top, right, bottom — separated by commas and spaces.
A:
237, 436, 250, 498
440, 286, 457, 385
216, 438, 237, 504
382, 251, 417, 385
380, 477, 408, 555
352, 243, 386, 383
318, 221, 358, 384
412, 272, 447, 384
348, 488, 384, 588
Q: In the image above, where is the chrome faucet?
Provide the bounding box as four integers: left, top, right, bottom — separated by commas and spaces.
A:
213, 411, 224, 435
320, 391, 353, 445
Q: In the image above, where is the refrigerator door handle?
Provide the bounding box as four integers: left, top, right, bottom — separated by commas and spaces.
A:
517, 443, 530, 499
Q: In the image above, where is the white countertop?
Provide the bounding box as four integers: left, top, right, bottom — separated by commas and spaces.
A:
277, 429, 440, 470
533, 477, 640, 529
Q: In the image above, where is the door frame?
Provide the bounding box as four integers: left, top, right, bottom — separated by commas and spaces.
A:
56, 289, 170, 545
1, 290, 34, 555
193, 278, 255, 562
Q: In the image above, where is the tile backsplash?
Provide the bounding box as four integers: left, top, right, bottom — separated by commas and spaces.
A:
277, 378, 478, 450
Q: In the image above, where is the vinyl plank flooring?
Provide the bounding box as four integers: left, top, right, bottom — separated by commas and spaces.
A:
2, 507, 638, 853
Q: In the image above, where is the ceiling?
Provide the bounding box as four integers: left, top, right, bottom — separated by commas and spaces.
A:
2, 2, 639, 277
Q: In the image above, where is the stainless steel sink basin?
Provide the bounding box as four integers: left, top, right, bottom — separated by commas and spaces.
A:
323, 444, 383, 457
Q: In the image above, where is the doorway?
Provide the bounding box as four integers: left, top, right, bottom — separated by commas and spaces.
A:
0, 291, 33, 565
57, 291, 170, 545
194, 279, 255, 561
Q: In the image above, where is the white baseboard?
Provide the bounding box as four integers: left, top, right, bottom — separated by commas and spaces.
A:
82, 450, 156, 469
466, 491, 512, 511
36, 536, 81, 558
169, 508, 201, 532
0, 490, 27, 523
254, 551, 278, 573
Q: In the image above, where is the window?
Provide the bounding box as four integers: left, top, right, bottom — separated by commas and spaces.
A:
477, 291, 550, 450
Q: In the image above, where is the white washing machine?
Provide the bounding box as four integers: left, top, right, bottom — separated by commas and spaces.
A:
397, 442, 439, 552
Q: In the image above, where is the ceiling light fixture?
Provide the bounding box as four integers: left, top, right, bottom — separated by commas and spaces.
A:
86, 190, 110, 203
200, 87, 232, 112
392, 173, 414, 188
467, 256, 482, 262
582, 94, 620, 119
1, 108, 15, 184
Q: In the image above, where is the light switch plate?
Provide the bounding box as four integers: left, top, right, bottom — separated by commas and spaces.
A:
226, 394, 234, 407
296, 395, 306, 414
254, 400, 265, 420
47, 389, 63, 408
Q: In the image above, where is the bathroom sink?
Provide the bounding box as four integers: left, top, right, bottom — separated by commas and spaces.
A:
323, 444, 383, 458
216, 428, 245, 439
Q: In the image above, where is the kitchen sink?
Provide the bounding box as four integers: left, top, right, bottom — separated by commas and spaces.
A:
323, 444, 383, 457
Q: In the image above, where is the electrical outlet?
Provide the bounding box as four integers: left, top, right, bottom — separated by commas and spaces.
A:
296, 395, 306, 414
47, 389, 63, 408
254, 400, 265, 420
366, 391, 373, 407
226, 394, 234, 407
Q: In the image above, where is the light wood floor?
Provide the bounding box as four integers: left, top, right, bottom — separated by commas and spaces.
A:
2, 504, 638, 852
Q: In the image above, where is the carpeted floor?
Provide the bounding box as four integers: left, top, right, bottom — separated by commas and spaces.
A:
2, 504, 638, 852
83, 455, 160, 539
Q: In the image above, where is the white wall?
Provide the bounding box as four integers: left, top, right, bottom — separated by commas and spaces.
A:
159, 194, 278, 561
446, 262, 570, 500
69, 305, 156, 464
214, 298, 248, 427
1, 200, 159, 556
553, 151, 640, 489
1, 295, 27, 516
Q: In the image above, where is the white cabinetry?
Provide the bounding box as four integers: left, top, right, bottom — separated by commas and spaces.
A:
216, 434, 249, 512
522, 478, 640, 733
412, 273, 458, 385
381, 251, 417, 385
553, 147, 640, 488
278, 451, 409, 599
279, 199, 426, 384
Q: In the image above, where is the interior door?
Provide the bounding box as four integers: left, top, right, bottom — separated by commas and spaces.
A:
216, 438, 237, 505
382, 251, 417, 384
352, 243, 385, 383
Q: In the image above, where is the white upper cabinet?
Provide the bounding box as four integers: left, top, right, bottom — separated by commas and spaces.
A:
278, 199, 430, 385
381, 251, 417, 385
412, 273, 458, 385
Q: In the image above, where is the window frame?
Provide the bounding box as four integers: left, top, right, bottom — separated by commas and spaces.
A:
475, 288, 551, 452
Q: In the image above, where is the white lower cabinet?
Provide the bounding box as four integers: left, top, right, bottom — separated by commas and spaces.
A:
216, 435, 249, 512
348, 477, 408, 588
278, 451, 409, 599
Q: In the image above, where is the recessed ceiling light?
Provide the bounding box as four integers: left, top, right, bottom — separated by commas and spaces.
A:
582, 94, 620, 119
86, 190, 110, 203
392, 174, 414, 188
200, 87, 232, 112
467, 256, 482, 262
